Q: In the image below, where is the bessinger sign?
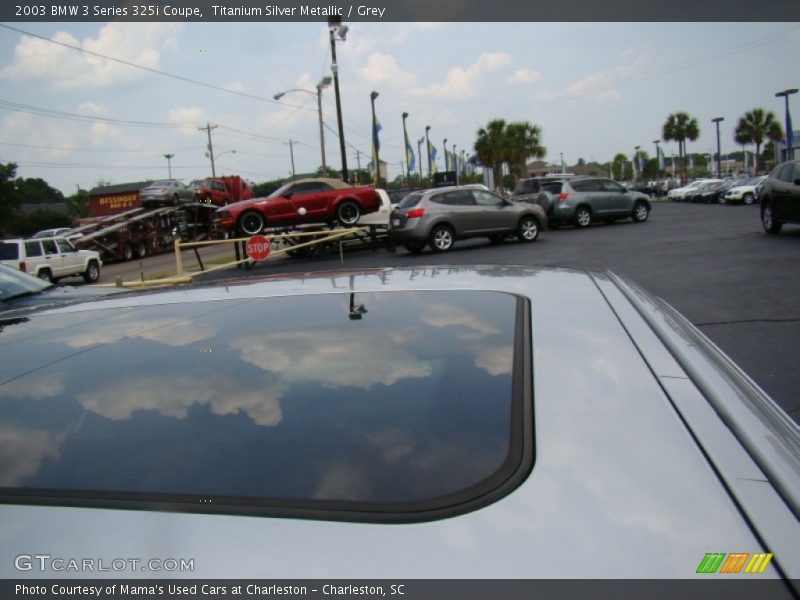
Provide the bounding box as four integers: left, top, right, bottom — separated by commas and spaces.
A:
246, 235, 271, 261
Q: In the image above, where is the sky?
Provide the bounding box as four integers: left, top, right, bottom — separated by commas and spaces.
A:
0, 21, 798, 194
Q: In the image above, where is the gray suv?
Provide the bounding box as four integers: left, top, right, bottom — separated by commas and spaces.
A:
390, 186, 547, 253
524, 177, 651, 228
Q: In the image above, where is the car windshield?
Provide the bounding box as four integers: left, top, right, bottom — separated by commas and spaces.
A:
0, 264, 52, 302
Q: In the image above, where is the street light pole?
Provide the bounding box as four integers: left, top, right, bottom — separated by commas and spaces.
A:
711, 117, 724, 179
443, 138, 448, 171
401, 112, 411, 182
417, 137, 424, 182
370, 91, 380, 184
634, 145, 640, 179
775, 88, 798, 161
328, 17, 349, 182
163, 153, 174, 179
652, 140, 661, 176
425, 125, 432, 177
284, 140, 297, 181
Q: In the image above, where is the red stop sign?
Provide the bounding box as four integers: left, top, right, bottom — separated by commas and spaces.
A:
246, 235, 271, 261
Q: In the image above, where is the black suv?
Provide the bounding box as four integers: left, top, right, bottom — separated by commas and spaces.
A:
759, 160, 800, 234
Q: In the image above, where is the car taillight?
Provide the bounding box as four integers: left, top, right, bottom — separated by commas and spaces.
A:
405, 208, 425, 219
558, 192, 569, 202
19, 261, 26, 272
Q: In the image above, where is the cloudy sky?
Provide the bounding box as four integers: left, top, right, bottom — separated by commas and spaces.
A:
0, 21, 798, 194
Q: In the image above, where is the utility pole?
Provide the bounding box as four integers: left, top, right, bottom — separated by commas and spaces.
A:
328, 17, 349, 182
284, 140, 297, 181
199, 123, 218, 177
370, 90, 380, 184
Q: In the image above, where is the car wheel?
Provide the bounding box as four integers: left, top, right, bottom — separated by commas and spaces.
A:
516, 216, 539, 242
632, 201, 649, 223
136, 239, 148, 259
743, 193, 755, 205
404, 242, 425, 254
761, 203, 782, 234
83, 260, 100, 284
428, 224, 454, 253
122, 243, 134, 261
239, 211, 265, 236
37, 269, 53, 283
337, 201, 361, 227
574, 206, 592, 228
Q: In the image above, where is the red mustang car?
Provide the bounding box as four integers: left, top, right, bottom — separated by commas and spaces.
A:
215, 178, 381, 235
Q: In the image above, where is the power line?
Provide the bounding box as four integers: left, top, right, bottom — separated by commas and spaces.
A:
0, 141, 200, 153
0, 23, 317, 113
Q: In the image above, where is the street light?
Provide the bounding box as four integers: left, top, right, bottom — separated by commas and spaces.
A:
711, 117, 724, 179
401, 112, 411, 182
443, 138, 448, 171
425, 125, 432, 177
775, 88, 798, 160
652, 140, 661, 176
274, 77, 332, 176
163, 153, 174, 179
370, 91, 380, 184
328, 16, 349, 182
417, 137, 424, 181
634, 146, 640, 180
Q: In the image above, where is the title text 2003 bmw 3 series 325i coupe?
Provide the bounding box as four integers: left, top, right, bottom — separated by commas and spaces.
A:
0, 267, 797, 584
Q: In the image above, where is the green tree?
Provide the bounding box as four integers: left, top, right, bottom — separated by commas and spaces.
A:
504, 121, 545, 179
474, 119, 508, 189
65, 189, 90, 218
734, 108, 783, 174
662, 112, 700, 185
14, 177, 64, 204
611, 153, 629, 181
0, 162, 21, 234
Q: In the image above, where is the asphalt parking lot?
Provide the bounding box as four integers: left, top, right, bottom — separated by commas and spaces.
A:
192, 200, 800, 423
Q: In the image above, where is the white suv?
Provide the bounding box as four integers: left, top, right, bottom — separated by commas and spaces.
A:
0, 236, 102, 283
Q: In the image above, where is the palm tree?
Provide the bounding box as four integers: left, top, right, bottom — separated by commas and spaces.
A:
662, 112, 699, 185
733, 109, 783, 175
475, 119, 508, 189
504, 121, 546, 179
611, 153, 629, 181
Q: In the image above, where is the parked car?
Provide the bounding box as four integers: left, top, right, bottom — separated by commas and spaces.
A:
139, 180, 195, 207
522, 177, 651, 228
721, 176, 766, 205
667, 179, 721, 201
390, 186, 546, 253
0, 266, 797, 581
215, 178, 382, 235
0, 236, 102, 283
511, 174, 577, 204
688, 180, 733, 204
759, 160, 800, 234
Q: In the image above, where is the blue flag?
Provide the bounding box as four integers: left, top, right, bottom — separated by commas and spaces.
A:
405, 131, 415, 173
429, 142, 438, 174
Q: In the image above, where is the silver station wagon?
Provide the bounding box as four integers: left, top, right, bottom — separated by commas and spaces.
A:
0, 267, 797, 584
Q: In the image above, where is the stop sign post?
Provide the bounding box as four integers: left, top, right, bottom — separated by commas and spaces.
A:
246, 235, 271, 261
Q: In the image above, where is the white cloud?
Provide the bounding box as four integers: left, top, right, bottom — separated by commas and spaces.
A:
0, 372, 64, 400
0, 23, 184, 89
77, 375, 285, 427
566, 72, 622, 103
0, 423, 64, 487
230, 330, 432, 391
507, 68, 542, 85
167, 106, 208, 135
408, 52, 512, 100
359, 52, 417, 88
